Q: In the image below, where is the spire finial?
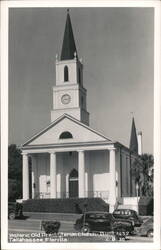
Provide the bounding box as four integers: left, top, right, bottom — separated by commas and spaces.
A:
130, 111, 134, 117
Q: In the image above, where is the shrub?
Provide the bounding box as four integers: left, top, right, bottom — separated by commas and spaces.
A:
23, 198, 109, 213
8, 179, 22, 201
138, 197, 153, 215
41, 220, 60, 234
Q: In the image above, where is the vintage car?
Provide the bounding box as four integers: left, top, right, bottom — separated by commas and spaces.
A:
74, 211, 134, 235
8, 202, 23, 220
137, 217, 153, 237
113, 209, 143, 227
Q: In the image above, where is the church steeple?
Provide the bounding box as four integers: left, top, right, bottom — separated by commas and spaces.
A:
60, 10, 78, 61
51, 10, 89, 125
129, 117, 138, 154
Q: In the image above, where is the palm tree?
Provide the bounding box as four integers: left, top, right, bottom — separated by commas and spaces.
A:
131, 154, 154, 197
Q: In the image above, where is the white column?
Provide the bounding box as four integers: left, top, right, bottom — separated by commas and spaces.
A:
57, 173, 61, 198
85, 172, 88, 197
109, 148, 116, 212
78, 150, 85, 198
22, 153, 29, 200
50, 152, 57, 198
66, 173, 69, 198
31, 171, 34, 199
31, 156, 37, 199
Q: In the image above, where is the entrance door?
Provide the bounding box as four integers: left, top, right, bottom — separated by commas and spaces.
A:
69, 169, 78, 198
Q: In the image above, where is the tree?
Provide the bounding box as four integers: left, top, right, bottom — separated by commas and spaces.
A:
131, 153, 154, 197
8, 144, 22, 201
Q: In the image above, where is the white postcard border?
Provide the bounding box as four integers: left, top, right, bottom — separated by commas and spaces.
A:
1, 1, 161, 249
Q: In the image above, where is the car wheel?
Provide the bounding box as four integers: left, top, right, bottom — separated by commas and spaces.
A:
9, 212, 16, 220
81, 225, 90, 233
147, 229, 153, 238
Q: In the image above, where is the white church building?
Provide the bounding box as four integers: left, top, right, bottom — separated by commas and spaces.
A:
21, 11, 141, 212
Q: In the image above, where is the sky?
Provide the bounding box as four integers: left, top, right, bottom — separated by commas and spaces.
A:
9, 7, 154, 153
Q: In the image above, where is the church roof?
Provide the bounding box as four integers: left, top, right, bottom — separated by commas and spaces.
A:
129, 117, 138, 154
60, 10, 78, 60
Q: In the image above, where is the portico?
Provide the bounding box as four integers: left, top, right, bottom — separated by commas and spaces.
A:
22, 140, 118, 212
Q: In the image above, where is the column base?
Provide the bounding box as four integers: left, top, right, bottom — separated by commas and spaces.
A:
50, 194, 57, 199
78, 195, 85, 198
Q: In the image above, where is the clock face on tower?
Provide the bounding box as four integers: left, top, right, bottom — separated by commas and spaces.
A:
61, 94, 71, 104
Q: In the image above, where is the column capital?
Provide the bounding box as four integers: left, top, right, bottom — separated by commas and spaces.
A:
109, 147, 116, 151
77, 149, 85, 153
49, 151, 56, 155
21, 152, 28, 156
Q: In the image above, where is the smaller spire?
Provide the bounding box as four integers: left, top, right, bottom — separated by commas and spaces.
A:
129, 117, 138, 154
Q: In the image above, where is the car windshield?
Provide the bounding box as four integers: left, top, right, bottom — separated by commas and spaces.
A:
114, 210, 131, 215
114, 209, 139, 218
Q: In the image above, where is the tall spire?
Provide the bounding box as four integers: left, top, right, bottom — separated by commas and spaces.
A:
129, 117, 138, 154
60, 10, 78, 60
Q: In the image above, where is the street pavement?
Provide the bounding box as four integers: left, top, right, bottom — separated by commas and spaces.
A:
9, 219, 74, 233
8, 217, 153, 243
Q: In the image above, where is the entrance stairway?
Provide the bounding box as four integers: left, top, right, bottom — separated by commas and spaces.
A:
22, 198, 109, 214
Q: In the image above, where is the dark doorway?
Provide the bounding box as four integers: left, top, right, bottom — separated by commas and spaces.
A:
69, 169, 78, 198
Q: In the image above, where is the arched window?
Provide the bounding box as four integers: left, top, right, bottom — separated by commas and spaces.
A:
69, 169, 78, 178
64, 66, 69, 82
59, 131, 73, 139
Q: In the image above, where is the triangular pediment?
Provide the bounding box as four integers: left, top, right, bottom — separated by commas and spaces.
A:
22, 114, 111, 147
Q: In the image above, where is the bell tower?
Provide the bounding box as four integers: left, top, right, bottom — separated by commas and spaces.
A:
51, 10, 89, 125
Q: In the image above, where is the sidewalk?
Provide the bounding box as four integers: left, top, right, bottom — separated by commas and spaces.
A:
23, 212, 81, 222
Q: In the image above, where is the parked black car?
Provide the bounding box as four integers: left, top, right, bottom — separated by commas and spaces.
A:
8, 202, 23, 220
113, 209, 143, 227
74, 211, 134, 235
137, 217, 153, 237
